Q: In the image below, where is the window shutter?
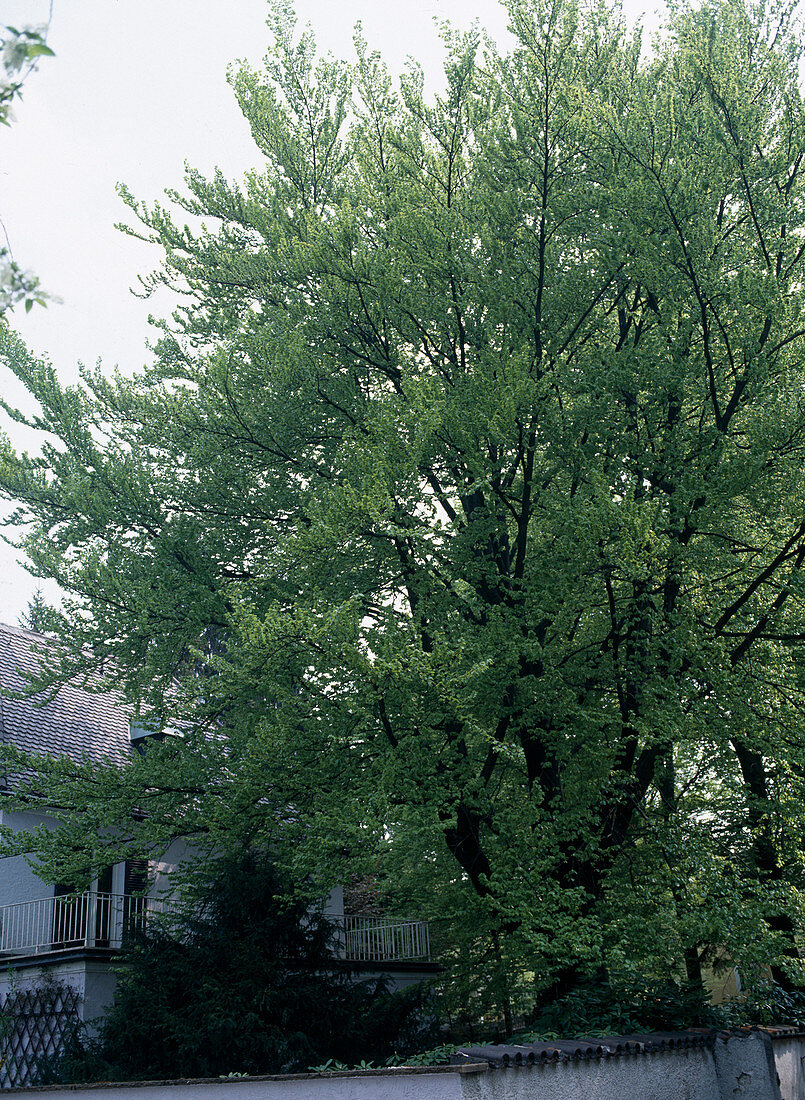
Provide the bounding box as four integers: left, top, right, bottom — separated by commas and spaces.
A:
124, 859, 148, 896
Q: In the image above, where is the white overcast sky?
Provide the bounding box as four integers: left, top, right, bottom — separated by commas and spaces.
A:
0, 0, 660, 624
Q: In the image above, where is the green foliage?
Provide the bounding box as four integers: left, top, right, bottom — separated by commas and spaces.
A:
2, 0, 805, 1017
0, 24, 53, 125
523, 975, 727, 1038
727, 980, 805, 1028
309, 1043, 461, 1071
18, 588, 54, 634
41, 853, 437, 1082
517, 974, 805, 1038
0, 23, 52, 314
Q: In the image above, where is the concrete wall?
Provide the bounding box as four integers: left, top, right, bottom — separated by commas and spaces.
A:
322, 885, 344, 920
770, 1033, 805, 1100
459, 1048, 723, 1100
713, 1028, 782, 1100
346, 960, 442, 992
0, 1066, 479, 1099
6, 1030, 804, 1099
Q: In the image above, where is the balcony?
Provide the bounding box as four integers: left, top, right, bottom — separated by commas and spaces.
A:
0, 892, 168, 956
0, 895, 432, 964
340, 915, 431, 962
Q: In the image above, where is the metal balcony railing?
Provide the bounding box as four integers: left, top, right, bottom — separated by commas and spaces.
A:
0, 892, 168, 956
0, 896, 432, 965
340, 915, 431, 962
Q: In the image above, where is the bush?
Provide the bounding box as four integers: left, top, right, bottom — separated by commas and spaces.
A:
524, 974, 729, 1039
43, 852, 437, 1082
520, 971, 805, 1041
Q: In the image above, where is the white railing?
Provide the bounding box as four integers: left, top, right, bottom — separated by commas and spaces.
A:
340, 915, 431, 963
0, 892, 168, 956
0, 896, 431, 964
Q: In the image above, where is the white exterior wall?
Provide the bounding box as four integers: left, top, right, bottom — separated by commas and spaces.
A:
0, 806, 166, 1031
149, 837, 195, 901
0, 809, 346, 921
0, 955, 117, 1030
323, 886, 344, 920
459, 1051, 723, 1100
770, 1034, 805, 1100
0, 809, 58, 909
0, 805, 172, 905
0, 1066, 476, 1099
0, 804, 120, 1028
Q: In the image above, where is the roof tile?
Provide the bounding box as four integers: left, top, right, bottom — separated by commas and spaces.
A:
0, 623, 132, 769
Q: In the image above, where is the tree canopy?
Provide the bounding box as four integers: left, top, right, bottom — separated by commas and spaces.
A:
2, 0, 805, 1016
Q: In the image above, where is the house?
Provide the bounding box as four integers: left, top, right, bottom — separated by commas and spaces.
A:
0, 623, 437, 1042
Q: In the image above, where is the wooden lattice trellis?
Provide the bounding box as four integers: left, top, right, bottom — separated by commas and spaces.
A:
0, 983, 81, 1088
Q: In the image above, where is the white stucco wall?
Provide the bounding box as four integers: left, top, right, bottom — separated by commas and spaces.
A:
0, 807, 184, 1031
149, 837, 196, 900
767, 1034, 805, 1100
459, 1050, 723, 1100
1, 1066, 477, 1099
0, 809, 57, 908
323, 886, 344, 920
0, 806, 189, 907
0, 955, 116, 1029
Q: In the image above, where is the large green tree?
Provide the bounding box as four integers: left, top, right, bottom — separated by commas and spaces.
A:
2, 0, 805, 1010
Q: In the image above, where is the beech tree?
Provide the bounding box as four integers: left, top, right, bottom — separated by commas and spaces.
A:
2, 0, 805, 1008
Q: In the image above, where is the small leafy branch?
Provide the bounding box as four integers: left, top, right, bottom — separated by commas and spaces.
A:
0, 19, 54, 315
0, 25, 54, 124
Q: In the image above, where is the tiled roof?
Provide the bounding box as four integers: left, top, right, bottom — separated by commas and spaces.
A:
0, 623, 132, 770
452, 1031, 716, 1066
452, 1026, 805, 1068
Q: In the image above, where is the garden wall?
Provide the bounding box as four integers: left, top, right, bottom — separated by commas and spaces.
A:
4, 1027, 803, 1099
